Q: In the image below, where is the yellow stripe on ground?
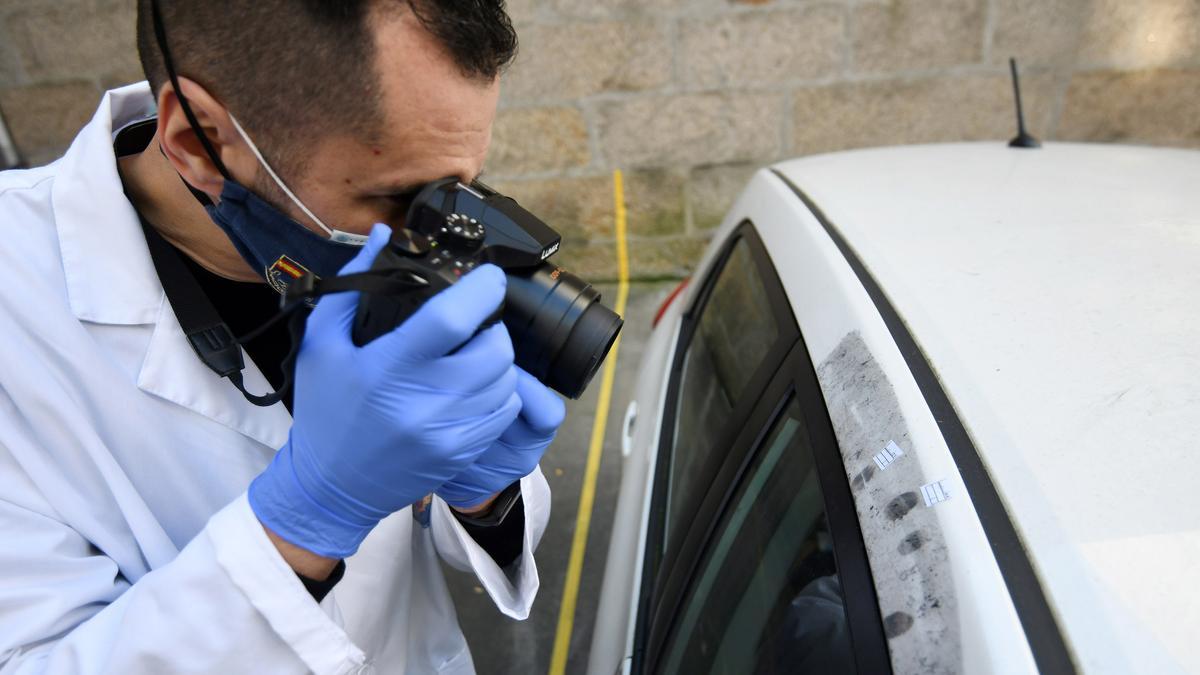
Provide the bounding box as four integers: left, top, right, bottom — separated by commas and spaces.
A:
549, 170, 631, 675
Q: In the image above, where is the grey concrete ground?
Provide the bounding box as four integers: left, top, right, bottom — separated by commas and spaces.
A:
444, 281, 677, 675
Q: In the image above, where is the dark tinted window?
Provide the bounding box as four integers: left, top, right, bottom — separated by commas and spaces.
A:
667, 238, 778, 539
657, 397, 855, 674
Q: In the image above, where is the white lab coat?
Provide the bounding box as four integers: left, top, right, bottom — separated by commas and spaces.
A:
0, 82, 550, 674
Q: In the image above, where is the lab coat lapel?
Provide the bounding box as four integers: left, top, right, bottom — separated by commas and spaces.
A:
52, 83, 161, 326
53, 82, 292, 451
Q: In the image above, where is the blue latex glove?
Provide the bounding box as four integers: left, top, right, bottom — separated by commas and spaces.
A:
437, 367, 566, 509
249, 224, 522, 558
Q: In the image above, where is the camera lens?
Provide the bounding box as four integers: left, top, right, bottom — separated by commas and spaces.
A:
503, 264, 624, 399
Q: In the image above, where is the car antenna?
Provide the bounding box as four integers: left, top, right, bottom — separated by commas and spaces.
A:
1007, 57, 1040, 149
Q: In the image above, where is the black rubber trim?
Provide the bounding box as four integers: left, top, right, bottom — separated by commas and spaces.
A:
771, 169, 1077, 675
786, 342, 893, 675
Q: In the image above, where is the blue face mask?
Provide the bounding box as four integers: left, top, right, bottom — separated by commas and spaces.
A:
204, 178, 365, 295
203, 114, 371, 295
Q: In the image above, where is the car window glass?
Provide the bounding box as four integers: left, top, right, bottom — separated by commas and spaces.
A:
658, 397, 855, 675
667, 238, 778, 540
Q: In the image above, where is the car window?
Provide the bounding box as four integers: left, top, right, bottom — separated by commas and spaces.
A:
666, 237, 779, 541
657, 396, 855, 675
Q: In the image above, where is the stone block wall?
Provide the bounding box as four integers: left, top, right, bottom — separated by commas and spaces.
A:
2, 0, 1198, 280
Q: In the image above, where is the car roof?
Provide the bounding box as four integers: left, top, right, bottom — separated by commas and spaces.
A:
773, 142, 1200, 672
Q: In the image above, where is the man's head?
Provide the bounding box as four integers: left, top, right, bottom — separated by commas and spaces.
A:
136, 0, 517, 242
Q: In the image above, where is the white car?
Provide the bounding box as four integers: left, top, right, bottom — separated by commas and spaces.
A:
587, 143, 1200, 675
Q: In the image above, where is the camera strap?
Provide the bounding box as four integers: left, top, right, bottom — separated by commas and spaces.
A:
140, 217, 427, 407
140, 216, 303, 406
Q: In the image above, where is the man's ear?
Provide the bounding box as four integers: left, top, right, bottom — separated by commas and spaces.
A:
156, 77, 253, 199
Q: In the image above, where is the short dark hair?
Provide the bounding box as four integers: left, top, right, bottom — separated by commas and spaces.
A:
136, 0, 518, 179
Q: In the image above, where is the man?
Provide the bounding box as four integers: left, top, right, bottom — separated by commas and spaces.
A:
0, 1, 560, 672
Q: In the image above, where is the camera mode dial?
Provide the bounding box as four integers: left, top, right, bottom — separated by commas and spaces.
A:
440, 213, 486, 252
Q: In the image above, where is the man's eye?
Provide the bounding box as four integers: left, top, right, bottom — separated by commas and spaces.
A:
388, 191, 419, 211
381, 193, 418, 228
383, 194, 409, 215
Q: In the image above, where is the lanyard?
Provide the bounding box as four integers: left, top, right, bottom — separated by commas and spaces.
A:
138, 216, 427, 407
139, 216, 306, 407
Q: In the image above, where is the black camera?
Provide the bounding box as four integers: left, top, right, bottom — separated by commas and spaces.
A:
351, 178, 624, 399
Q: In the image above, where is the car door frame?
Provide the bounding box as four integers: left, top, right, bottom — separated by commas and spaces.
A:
630, 221, 891, 674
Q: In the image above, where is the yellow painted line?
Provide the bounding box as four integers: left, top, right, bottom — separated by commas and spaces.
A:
549, 170, 631, 675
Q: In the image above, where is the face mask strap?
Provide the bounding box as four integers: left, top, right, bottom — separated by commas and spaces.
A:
226, 114, 339, 240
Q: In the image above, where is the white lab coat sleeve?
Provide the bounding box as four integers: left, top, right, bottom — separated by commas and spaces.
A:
0, 493, 368, 675
429, 465, 550, 620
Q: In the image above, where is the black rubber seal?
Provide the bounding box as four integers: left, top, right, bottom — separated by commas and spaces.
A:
771, 169, 1076, 675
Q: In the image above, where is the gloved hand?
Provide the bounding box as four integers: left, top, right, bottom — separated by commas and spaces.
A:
249, 224, 522, 559
437, 367, 566, 510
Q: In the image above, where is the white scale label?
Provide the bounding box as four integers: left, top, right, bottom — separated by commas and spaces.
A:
921, 479, 951, 507
873, 440, 905, 471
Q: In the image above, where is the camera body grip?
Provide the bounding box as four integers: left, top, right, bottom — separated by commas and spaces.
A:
352, 219, 501, 348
